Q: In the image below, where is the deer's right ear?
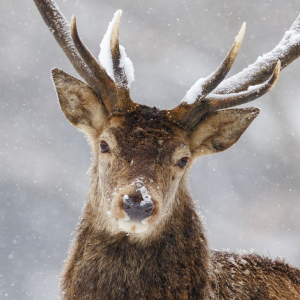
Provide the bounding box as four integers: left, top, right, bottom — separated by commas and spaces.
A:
189, 108, 260, 157
52, 68, 108, 138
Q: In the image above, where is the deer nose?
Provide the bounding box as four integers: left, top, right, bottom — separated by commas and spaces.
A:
123, 195, 155, 222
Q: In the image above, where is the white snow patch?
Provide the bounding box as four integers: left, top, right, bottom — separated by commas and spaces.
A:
289, 33, 300, 45
181, 77, 207, 104
119, 45, 135, 88
139, 186, 152, 206
133, 177, 153, 206
247, 82, 265, 92
99, 10, 122, 81
239, 258, 248, 265
99, 10, 135, 88
227, 256, 239, 267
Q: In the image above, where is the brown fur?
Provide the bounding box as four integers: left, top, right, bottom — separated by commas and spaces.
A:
61, 190, 213, 300
51, 90, 300, 299
211, 252, 300, 299
33, 2, 300, 297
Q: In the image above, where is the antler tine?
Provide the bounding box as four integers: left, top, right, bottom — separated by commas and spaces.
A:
33, 0, 94, 86
109, 11, 135, 111
34, 0, 133, 113
170, 14, 300, 132
110, 11, 125, 85
34, 0, 118, 111
172, 61, 280, 131
195, 22, 246, 98
170, 23, 246, 129
70, 14, 119, 112
207, 60, 280, 111
71, 10, 135, 112
214, 14, 300, 95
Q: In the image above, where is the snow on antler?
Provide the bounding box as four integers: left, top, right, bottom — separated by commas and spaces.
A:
214, 15, 300, 95
119, 45, 135, 88
99, 10, 135, 88
181, 23, 246, 105
99, 11, 120, 81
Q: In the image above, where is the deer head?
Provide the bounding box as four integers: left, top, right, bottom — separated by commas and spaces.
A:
35, 0, 300, 237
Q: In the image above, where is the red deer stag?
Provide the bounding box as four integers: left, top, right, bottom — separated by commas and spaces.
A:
34, 0, 300, 299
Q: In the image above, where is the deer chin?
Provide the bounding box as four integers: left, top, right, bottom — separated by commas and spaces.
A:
118, 219, 149, 234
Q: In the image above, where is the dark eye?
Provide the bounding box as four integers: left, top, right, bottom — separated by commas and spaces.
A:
178, 157, 189, 168
100, 141, 110, 153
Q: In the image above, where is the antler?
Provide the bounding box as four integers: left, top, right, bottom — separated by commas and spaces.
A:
171, 15, 300, 131
191, 22, 246, 98
110, 11, 130, 90
34, 0, 300, 129
33, 0, 135, 113
108, 11, 135, 110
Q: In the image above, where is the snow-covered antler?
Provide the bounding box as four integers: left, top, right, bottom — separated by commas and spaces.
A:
34, 0, 300, 130
34, 0, 135, 113
215, 15, 300, 95
170, 16, 300, 131
70, 12, 134, 112
106, 10, 135, 110
185, 22, 247, 101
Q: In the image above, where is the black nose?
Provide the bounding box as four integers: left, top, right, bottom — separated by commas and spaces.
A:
123, 195, 155, 222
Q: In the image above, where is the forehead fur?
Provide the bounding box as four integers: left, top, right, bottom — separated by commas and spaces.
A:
125, 105, 174, 138
109, 105, 179, 140
105, 105, 188, 162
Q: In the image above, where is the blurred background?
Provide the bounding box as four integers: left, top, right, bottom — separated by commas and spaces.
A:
1, 0, 300, 299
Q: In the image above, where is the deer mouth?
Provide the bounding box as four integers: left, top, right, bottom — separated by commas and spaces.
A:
118, 219, 150, 233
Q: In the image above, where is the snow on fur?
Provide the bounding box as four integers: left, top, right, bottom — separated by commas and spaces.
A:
133, 177, 152, 206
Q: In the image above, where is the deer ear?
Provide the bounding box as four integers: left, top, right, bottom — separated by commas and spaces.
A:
52, 68, 108, 138
189, 108, 259, 156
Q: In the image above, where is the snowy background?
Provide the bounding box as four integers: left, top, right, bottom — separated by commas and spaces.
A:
1, 0, 300, 299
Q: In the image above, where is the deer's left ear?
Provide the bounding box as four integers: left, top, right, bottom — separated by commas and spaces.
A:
189, 108, 259, 156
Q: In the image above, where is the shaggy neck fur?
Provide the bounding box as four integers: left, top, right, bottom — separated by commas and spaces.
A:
60, 178, 214, 300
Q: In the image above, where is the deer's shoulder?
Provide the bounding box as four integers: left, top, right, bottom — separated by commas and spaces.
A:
211, 250, 300, 299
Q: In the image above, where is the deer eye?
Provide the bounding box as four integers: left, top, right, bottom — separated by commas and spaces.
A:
100, 141, 110, 153
178, 157, 189, 168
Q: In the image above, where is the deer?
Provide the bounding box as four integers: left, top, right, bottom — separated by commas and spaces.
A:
33, 0, 300, 299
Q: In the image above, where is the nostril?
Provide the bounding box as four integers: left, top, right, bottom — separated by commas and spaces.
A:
143, 202, 155, 217
123, 203, 131, 210
122, 196, 135, 212
123, 196, 134, 209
